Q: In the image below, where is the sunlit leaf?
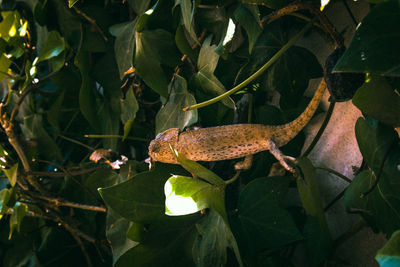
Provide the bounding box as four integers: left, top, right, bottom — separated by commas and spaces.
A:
155, 75, 197, 134
334, 0, 400, 76
8, 203, 28, 239
0, 54, 11, 82
127, 0, 151, 15
2, 163, 18, 187
121, 87, 139, 140
68, 0, 80, 8
376, 230, 400, 266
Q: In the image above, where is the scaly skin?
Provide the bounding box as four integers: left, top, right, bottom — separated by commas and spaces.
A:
148, 79, 326, 170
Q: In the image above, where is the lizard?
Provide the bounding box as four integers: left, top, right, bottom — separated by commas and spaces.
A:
148, 79, 326, 173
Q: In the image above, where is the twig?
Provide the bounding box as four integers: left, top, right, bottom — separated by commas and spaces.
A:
183, 18, 317, 111
225, 171, 241, 185
34, 194, 106, 212
61, 221, 93, 267
84, 134, 149, 142
324, 188, 346, 211
315, 166, 352, 183
29, 167, 102, 177
341, 0, 358, 26
59, 134, 95, 151
73, 6, 108, 42
303, 100, 335, 157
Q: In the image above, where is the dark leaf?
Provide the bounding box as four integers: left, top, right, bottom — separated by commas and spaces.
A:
334, 0, 400, 76
2, 163, 17, 187
234, 4, 262, 54
127, 0, 151, 15
121, 87, 139, 139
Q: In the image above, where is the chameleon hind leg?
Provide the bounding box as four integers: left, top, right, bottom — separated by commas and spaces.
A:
267, 139, 297, 173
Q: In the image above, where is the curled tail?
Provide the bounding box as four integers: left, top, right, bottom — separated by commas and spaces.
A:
273, 79, 327, 147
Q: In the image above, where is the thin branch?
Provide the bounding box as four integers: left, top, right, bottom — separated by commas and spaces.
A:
303, 100, 335, 157
225, 171, 241, 185
62, 221, 93, 267
84, 134, 149, 142
315, 166, 352, 183
29, 167, 102, 177
59, 134, 95, 151
34, 194, 106, 212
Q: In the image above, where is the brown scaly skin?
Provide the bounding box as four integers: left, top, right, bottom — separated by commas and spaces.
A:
149, 79, 326, 172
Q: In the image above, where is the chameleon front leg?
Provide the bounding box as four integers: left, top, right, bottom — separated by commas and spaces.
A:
267, 139, 297, 173
234, 154, 253, 170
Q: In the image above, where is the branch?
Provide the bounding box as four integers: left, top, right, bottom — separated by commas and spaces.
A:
36, 195, 107, 212
73, 6, 108, 42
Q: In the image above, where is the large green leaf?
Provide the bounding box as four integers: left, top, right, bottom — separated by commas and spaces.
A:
115, 214, 200, 267
99, 163, 188, 223
109, 20, 137, 79
334, 0, 400, 76
8, 203, 28, 240
376, 230, 400, 266
237, 176, 303, 250
134, 29, 179, 97
155, 75, 197, 134
164, 175, 225, 218
193, 210, 243, 267
344, 118, 400, 235
234, 4, 262, 54
197, 35, 219, 74
352, 75, 400, 126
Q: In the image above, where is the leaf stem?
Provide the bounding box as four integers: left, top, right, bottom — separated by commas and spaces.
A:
84, 134, 149, 142
225, 171, 241, 185
183, 18, 316, 111
315, 166, 352, 183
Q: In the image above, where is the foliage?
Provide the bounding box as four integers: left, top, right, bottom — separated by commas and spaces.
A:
0, 0, 399, 266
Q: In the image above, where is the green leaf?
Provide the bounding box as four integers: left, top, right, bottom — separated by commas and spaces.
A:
68, 0, 79, 8
135, 29, 177, 97
99, 163, 188, 223
174, 0, 197, 43
234, 4, 262, 54
75, 50, 99, 130
0, 188, 12, 216
352, 75, 400, 126
106, 207, 137, 264
345, 119, 400, 235
303, 216, 332, 266
164, 175, 225, 218
193, 210, 243, 267
333, 0, 400, 76
8, 203, 28, 240
127, 0, 151, 15
121, 87, 139, 140
197, 35, 219, 74
115, 214, 200, 267
0, 54, 11, 82
296, 157, 330, 235
109, 20, 137, 79
47, 91, 64, 131
237, 176, 302, 250
175, 25, 197, 62
84, 169, 119, 196
155, 75, 197, 134
376, 230, 400, 266
38, 31, 66, 62
2, 163, 18, 187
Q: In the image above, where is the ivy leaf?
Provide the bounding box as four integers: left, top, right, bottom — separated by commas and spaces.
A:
2, 163, 18, 187
99, 163, 189, 223
38, 31, 66, 62
237, 176, 302, 251
296, 157, 330, 234
106, 207, 137, 264
193, 210, 243, 267
8, 203, 28, 240
115, 214, 200, 267
0, 54, 11, 82
109, 20, 137, 79
334, 0, 400, 76
352, 75, 400, 126
121, 87, 139, 140
234, 4, 262, 54
376, 230, 400, 266
165, 175, 225, 217
197, 35, 219, 73
155, 75, 197, 134
174, 0, 197, 43
135, 29, 178, 97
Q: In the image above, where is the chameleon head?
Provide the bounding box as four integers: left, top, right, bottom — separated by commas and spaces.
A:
148, 128, 180, 164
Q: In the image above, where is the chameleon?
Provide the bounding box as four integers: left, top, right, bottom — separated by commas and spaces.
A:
148, 79, 326, 173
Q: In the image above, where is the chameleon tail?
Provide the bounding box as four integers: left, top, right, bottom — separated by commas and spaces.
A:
274, 79, 327, 147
